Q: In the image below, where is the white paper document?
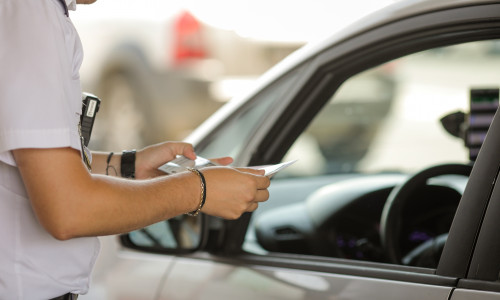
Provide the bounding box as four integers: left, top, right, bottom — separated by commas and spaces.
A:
158, 156, 217, 174
159, 155, 296, 177
249, 160, 297, 176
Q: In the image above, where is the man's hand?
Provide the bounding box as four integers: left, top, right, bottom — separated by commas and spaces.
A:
198, 167, 271, 219
135, 142, 196, 179
135, 141, 234, 179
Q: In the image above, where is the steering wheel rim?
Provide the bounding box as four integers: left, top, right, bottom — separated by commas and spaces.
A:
380, 163, 472, 264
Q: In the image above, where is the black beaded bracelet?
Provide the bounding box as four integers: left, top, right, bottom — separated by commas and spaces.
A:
186, 168, 206, 216
105, 152, 117, 176
121, 150, 136, 178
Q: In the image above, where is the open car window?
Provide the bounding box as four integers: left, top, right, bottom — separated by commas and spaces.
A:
245, 39, 500, 268
198, 64, 307, 160
123, 63, 307, 253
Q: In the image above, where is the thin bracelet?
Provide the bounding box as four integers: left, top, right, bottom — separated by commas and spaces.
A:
186, 168, 206, 216
105, 152, 117, 176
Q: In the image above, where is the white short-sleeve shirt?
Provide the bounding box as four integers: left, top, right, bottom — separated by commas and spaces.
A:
0, 0, 100, 298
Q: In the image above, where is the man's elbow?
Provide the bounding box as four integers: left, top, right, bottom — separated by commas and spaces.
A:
49, 228, 75, 241
42, 217, 80, 241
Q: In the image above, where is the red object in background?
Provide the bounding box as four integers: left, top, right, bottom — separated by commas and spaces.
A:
173, 10, 206, 63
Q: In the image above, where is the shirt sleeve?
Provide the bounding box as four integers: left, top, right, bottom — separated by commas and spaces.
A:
0, 0, 84, 166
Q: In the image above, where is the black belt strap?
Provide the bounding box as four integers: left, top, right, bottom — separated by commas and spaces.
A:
56, 0, 69, 17
49, 293, 78, 300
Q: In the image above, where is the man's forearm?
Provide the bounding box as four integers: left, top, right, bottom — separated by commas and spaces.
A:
91, 142, 198, 179
13, 147, 200, 240
61, 172, 200, 239
91, 151, 122, 176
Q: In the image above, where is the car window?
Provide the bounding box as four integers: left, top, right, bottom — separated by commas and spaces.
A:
246, 39, 500, 267
197, 64, 306, 160
122, 65, 306, 252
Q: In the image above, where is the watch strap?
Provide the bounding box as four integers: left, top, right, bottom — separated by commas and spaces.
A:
121, 150, 136, 178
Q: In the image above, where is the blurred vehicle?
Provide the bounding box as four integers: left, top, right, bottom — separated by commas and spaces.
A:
82, 0, 500, 299
72, 0, 395, 150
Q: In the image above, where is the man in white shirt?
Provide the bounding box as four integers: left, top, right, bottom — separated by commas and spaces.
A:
0, 0, 270, 299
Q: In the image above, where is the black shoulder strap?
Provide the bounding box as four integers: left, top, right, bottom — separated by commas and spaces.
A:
56, 0, 69, 17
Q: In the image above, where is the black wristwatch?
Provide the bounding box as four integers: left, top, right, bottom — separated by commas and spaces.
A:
121, 150, 136, 178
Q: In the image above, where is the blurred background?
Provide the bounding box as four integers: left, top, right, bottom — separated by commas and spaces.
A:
71, 0, 399, 151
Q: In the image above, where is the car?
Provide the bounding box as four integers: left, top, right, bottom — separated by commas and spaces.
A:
82, 0, 500, 299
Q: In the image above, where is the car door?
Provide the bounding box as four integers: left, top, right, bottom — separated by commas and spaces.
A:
148, 2, 500, 300
448, 105, 500, 299
103, 2, 500, 300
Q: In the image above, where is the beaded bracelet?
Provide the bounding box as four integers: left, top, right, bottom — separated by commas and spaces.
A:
105, 152, 117, 176
186, 168, 206, 216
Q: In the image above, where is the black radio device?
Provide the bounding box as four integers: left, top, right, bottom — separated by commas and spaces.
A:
80, 93, 101, 147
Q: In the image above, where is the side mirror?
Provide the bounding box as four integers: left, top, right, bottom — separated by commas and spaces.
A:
120, 214, 205, 254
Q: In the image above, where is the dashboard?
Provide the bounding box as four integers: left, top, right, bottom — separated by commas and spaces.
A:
253, 172, 465, 267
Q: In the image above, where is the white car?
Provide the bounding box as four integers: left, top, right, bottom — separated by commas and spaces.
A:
82, 0, 500, 299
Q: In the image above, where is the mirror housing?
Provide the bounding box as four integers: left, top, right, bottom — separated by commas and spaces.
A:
440, 110, 466, 139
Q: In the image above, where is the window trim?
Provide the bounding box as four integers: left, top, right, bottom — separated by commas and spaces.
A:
457, 279, 500, 294
178, 251, 459, 287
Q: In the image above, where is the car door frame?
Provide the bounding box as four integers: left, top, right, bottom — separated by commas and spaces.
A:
451, 97, 500, 295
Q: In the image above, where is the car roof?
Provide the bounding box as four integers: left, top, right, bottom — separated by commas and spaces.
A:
249, 0, 499, 93
285, 0, 498, 69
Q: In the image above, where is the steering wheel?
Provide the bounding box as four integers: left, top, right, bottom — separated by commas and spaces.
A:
380, 163, 472, 265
